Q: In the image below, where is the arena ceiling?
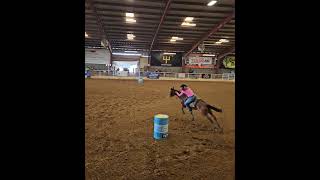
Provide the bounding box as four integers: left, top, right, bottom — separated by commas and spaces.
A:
85, 0, 235, 57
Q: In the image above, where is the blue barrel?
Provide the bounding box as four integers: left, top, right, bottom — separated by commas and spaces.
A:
154, 114, 169, 140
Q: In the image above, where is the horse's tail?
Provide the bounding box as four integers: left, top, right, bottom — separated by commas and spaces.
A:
207, 104, 222, 112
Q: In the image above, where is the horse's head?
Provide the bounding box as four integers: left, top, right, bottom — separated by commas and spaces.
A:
169, 87, 176, 97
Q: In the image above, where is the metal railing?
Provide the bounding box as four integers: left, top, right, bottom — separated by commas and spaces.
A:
90, 70, 235, 80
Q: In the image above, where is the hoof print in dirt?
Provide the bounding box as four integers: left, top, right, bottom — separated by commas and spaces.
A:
201, 142, 207, 146
181, 150, 191, 157
153, 168, 167, 176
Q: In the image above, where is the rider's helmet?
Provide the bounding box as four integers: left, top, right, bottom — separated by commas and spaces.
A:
180, 84, 188, 89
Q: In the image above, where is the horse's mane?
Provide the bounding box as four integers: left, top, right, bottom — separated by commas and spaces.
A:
173, 89, 188, 99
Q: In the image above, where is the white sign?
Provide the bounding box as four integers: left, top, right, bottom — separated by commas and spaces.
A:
117, 71, 129, 77
85, 48, 111, 64
186, 56, 212, 65
178, 73, 185, 78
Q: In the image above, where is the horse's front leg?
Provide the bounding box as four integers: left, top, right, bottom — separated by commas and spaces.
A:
190, 110, 195, 121
181, 102, 186, 114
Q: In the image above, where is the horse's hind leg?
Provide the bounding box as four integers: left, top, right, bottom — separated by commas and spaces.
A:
190, 110, 195, 121
207, 109, 223, 133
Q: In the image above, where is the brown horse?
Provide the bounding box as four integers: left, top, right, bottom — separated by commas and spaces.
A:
169, 87, 223, 133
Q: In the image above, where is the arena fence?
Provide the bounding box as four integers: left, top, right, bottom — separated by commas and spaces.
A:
90, 70, 235, 80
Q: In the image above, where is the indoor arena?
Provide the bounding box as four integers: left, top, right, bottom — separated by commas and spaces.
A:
85, 0, 235, 179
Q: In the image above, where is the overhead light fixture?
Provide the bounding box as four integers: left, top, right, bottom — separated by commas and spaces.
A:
170, 36, 183, 42
163, 52, 176, 55
184, 17, 194, 22
127, 34, 135, 40
182, 16, 196, 27
112, 53, 141, 56
85, 32, 88, 37
181, 22, 196, 27
172, 37, 183, 40
126, 18, 136, 23
219, 39, 229, 42
127, 34, 135, 37
202, 54, 216, 57
207, 0, 217, 6
126, 13, 134, 17
215, 41, 222, 44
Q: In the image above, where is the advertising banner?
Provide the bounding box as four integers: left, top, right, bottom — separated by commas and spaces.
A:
151, 52, 182, 67
222, 56, 235, 69
186, 56, 213, 65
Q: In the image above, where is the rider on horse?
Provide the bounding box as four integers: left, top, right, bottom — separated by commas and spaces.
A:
175, 84, 196, 112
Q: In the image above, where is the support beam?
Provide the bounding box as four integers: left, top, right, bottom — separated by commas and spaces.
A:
86, 0, 112, 53
184, 12, 235, 58
149, 0, 173, 53
217, 47, 235, 60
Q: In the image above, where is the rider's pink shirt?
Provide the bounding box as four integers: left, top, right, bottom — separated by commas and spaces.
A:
176, 88, 194, 97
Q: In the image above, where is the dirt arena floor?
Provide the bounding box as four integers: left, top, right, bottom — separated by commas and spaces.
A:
85, 79, 235, 180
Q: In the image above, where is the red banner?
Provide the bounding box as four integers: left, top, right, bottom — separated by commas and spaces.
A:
184, 65, 214, 69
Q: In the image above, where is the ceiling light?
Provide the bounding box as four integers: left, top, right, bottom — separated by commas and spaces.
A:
85, 32, 88, 37
126, 13, 134, 17
170, 39, 176, 42
127, 34, 135, 37
215, 41, 222, 44
126, 18, 136, 23
181, 22, 188, 26
207, 1, 217, 6
163, 52, 176, 55
127, 34, 135, 40
185, 17, 194, 22
181, 22, 196, 26
112, 53, 141, 56
202, 54, 216, 57
219, 39, 229, 42
171, 37, 183, 40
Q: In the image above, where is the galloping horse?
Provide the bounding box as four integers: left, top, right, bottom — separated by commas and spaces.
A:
169, 87, 223, 133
